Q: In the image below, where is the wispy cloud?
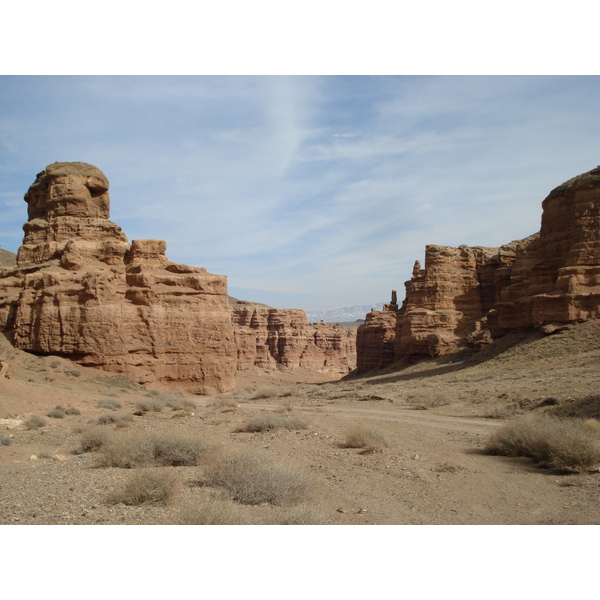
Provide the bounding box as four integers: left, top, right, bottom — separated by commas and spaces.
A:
1, 76, 599, 310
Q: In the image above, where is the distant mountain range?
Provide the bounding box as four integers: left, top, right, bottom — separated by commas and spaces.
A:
305, 303, 384, 323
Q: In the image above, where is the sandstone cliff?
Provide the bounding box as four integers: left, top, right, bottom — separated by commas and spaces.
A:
230, 298, 356, 375
0, 162, 237, 394
356, 166, 600, 371
0, 163, 356, 391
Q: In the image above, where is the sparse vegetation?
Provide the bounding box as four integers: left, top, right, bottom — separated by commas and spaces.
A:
25, 415, 47, 430
97, 398, 122, 410
0, 435, 11, 446
96, 430, 212, 468
64, 406, 81, 415
485, 414, 600, 473
276, 503, 330, 525
203, 449, 310, 506
172, 495, 243, 525
47, 407, 66, 419
133, 398, 166, 414
76, 427, 112, 453
108, 468, 181, 505
408, 390, 453, 410
342, 424, 388, 453
235, 413, 308, 433
249, 385, 281, 400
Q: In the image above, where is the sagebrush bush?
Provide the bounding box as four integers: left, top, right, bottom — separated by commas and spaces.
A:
235, 413, 308, 433
172, 495, 243, 525
485, 414, 600, 473
25, 415, 47, 430
97, 398, 122, 410
204, 449, 310, 506
0, 434, 11, 446
343, 424, 388, 453
64, 406, 81, 416
97, 430, 212, 468
109, 468, 181, 505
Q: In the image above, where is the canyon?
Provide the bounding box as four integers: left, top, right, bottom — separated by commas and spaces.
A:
357, 166, 600, 371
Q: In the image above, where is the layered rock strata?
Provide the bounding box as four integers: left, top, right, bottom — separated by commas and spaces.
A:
0, 162, 237, 394
231, 300, 356, 374
356, 166, 600, 371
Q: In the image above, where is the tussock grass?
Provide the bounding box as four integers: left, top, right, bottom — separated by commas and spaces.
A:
203, 449, 310, 506
97, 430, 212, 468
343, 424, 388, 453
485, 414, 600, 473
235, 413, 308, 433
109, 468, 181, 505
25, 415, 47, 430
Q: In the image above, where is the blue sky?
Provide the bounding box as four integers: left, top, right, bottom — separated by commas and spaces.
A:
1, 75, 599, 310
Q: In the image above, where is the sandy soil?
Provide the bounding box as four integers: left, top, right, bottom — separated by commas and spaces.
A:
1, 321, 599, 525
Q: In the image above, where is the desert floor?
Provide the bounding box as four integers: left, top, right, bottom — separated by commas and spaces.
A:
1, 320, 599, 526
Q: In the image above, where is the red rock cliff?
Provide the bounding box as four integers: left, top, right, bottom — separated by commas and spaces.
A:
231, 299, 356, 375
356, 166, 600, 371
0, 162, 237, 394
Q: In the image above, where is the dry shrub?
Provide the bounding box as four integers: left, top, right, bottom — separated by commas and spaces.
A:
485, 414, 600, 473
409, 390, 453, 410
235, 413, 308, 433
25, 415, 47, 430
76, 427, 112, 453
98, 430, 212, 468
47, 407, 66, 419
109, 468, 181, 505
97, 413, 134, 426
480, 403, 520, 419
249, 385, 281, 400
163, 395, 197, 412
204, 449, 310, 506
208, 397, 240, 410
173, 495, 243, 525
0, 434, 11, 446
64, 406, 81, 416
343, 424, 388, 453
134, 398, 166, 414
97, 398, 122, 410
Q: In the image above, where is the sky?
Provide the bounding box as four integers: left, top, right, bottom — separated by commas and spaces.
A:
1, 75, 599, 311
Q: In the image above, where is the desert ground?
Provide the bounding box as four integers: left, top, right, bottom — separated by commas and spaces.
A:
1, 320, 599, 526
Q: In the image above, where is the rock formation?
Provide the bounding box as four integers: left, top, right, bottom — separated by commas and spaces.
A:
0, 162, 237, 394
0, 163, 357, 390
356, 166, 600, 371
230, 298, 356, 374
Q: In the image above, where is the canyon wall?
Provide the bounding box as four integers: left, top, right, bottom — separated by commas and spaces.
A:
0, 162, 356, 390
356, 166, 600, 371
231, 299, 356, 375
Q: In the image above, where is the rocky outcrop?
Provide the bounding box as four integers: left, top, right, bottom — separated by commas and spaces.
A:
357, 166, 600, 371
231, 299, 356, 374
0, 162, 237, 394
